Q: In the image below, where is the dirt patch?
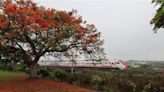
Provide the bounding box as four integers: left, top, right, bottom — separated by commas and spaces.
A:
0, 76, 96, 92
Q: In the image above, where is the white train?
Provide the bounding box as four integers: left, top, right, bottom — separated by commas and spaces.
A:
45, 59, 128, 70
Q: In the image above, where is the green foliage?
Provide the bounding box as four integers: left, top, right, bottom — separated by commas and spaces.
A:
151, 0, 164, 32
128, 80, 136, 92
0, 59, 15, 71
17, 63, 28, 72
91, 75, 103, 89
152, 0, 164, 4
41, 68, 164, 92
142, 83, 151, 92
5, 63, 13, 71
139, 64, 150, 69
73, 72, 92, 85
102, 86, 113, 92
37, 69, 50, 77
53, 69, 69, 81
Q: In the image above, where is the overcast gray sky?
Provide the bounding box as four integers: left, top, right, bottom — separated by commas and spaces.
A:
35, 0, 164, 61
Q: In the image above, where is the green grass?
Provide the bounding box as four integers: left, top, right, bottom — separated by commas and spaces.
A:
0, 70, 25, 78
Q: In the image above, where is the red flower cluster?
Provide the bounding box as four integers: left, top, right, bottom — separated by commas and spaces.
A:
0, 21, 8, 29
0, 0, 101, 48
0, 40, 6, 45
4, 4, 17, 14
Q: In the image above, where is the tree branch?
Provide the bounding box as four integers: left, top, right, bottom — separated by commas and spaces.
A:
23, 32, 37, 55
13, 40, 27, 55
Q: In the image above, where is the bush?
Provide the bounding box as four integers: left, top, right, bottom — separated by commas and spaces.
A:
72, 72, 92, 86
0, 60, 16, 71
17, 63, 28, 72
37, 69, 50, 77
142, 83, 151, 92
128, 80, 136, 92
42, 68, 164, 92
91, 75, 103, 89
102, 86, 113, 92
5, 63, 13, 71
53, 69, 69, 81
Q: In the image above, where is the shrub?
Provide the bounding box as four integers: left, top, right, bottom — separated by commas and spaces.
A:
91, 75, 103, 89
72, 72, 92, 86
142, 83, 151, 92
128, 80, 136, 92
45, 68, 164, 92
102, 86, 113, 92
37, 69, 50, 77
0, 61, 16, 71
5, 63, 13, 71
17, 63, 28, 72
53, 69, 69, 81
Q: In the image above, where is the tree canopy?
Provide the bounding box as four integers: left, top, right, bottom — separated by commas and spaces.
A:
151, 0, 164, 32
0, 0, 105, 78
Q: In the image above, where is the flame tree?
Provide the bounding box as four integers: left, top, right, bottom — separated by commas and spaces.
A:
0, 0, 104, 78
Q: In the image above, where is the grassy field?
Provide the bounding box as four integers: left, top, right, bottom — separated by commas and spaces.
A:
0, 70, 26, 78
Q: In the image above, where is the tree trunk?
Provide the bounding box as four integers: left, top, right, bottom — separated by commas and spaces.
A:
12, 63, 17, 72
29, 63, 38, 79
11, 61, 17, 72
